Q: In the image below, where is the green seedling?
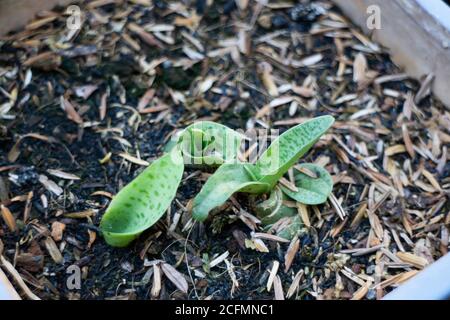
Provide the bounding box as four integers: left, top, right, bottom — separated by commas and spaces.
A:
100, 121, 244, 246
100, 116, 335, 246
191, 116, 335, 228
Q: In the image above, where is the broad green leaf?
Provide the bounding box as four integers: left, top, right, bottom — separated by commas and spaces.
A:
192, 163, 270, 221
255, 115, 334, 188
254, 186, 297, 225
281, 163, 333, 205
100, 149, 184, 247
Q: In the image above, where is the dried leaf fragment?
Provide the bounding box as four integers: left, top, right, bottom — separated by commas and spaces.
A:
160, 262, 188, 293
273, 275, 284, 300
1, 204, 17, 232
99, 92, 107, 121
38, 175, 63, 196
286, 270, 304, 299
385, 144, 406, 157
128, 23, 163, 48
47, 169, 81, 180
353, 53, 367, 84
64, 210, 95, 219
118, 153, 149, 166
284, 237, 299, 272
60, 96, 83, 124
151, 264, 162, 297
267, 261, 280, 291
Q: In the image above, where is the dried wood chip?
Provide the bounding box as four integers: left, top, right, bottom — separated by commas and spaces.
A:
63, 210, 95, 219
284, 237, 299, 272
87, 0, 116, 9
44, 237, 63, 264
47, 169, 81, 180
422, 169, 441, 191
151, 264, 162, 297
294, 165, 318, 178
0, 177, 9, 203
198, 76, 216, 94
51, 221, 66, 242
1, 205, 17, 233
414, 73, 434, 104
353, 53, 367, 84
23, 191, 33, 223
385, 144, 406, 156
118, 153, 149, 166
351, 282, 370, 300
137, 88, 155, 111
291, 53, 323, 67
26, 16, 57, 31
128, 22, 163, 48
209, 251, 229, 268
60, 96, 83, 124
174, 12, 201, 30
273, 275, 284, 300
330, 218, 348, 238
38, 175, 63, 196
257, 62, 279, 97
396, 252, 429, 269
99, 92, 107, 121
87, 230, 97, 249
286, 270, 304, 299
267, 261, 279, 291
23, 51, 61, 70
350, 202, 367, 228
329, 193, 346, 220
402, 124, 415, 158
160, 262, 188, 293
376, 270, 418, 289
252, 232, 289, 243
297, 203, 310, 228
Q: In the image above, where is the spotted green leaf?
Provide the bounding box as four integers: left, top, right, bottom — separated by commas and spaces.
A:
192, 163, 270, 221
281, 163, 333, 205
100, 149, 184, 247
255, 115, 334, 188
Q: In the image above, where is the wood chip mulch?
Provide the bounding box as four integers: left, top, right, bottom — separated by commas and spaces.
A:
0, 0, 449, 300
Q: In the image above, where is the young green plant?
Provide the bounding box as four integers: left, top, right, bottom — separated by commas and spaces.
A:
191, 115, 335, 229
100, 121, 244, 246
100, 116, 335, 246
